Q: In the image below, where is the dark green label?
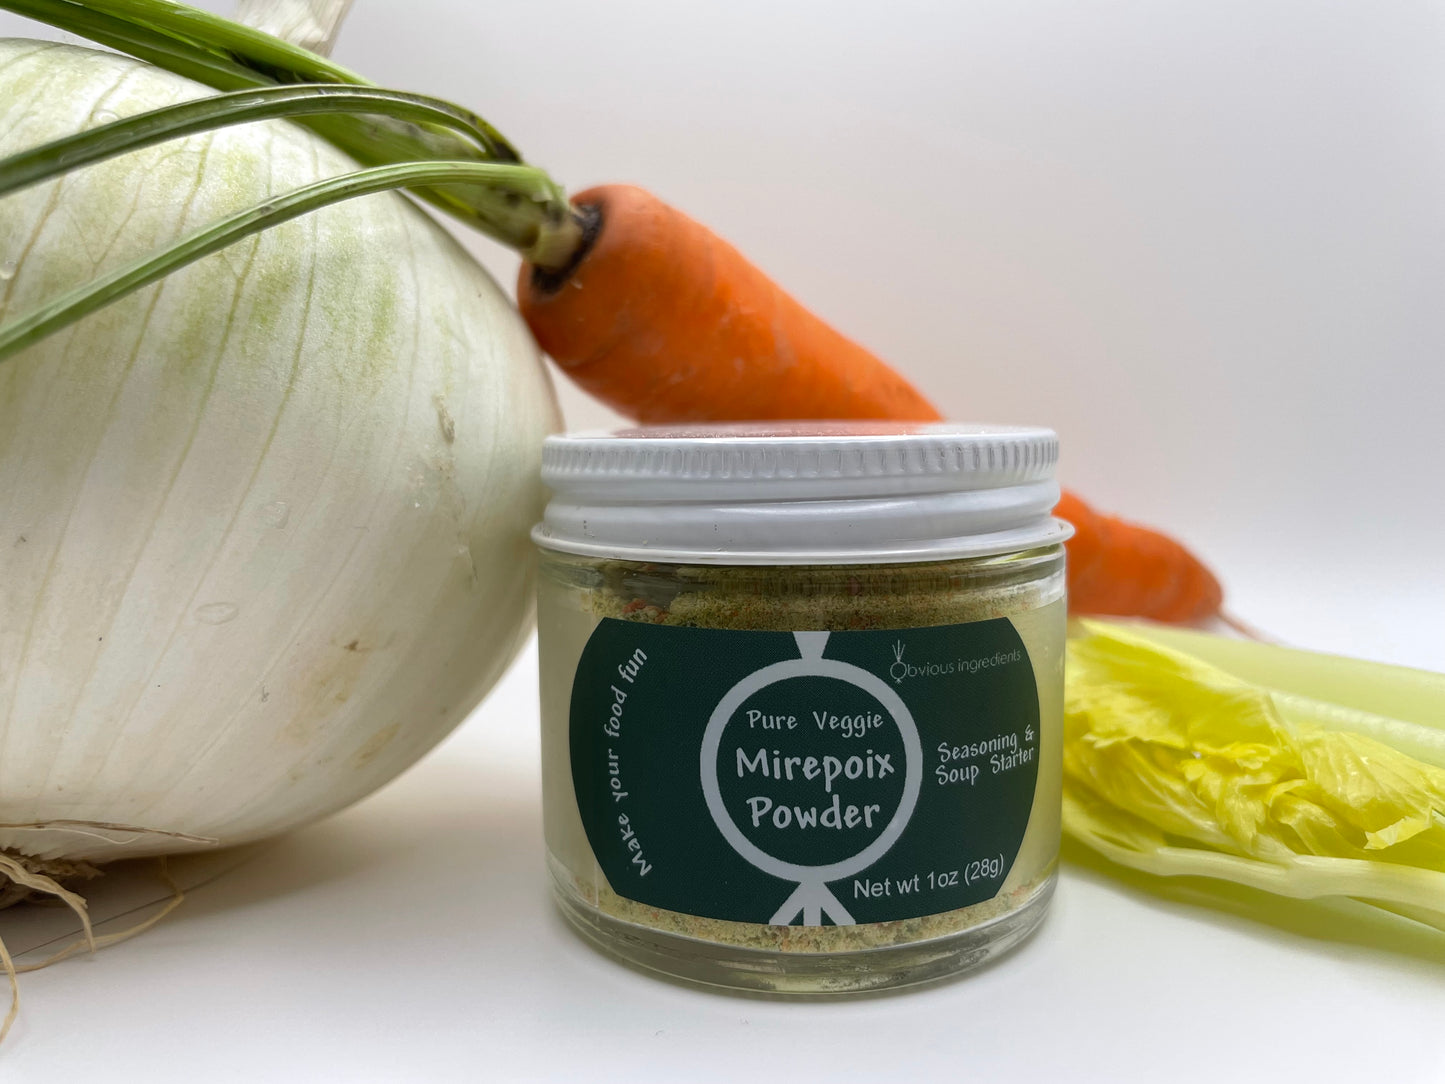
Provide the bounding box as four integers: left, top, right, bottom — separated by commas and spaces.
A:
570, 619, 1040, 926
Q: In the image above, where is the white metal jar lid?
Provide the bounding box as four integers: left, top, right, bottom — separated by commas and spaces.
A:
534, 422, 1071, 565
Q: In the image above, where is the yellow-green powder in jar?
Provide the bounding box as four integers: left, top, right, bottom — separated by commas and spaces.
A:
535, 424, 1069, 994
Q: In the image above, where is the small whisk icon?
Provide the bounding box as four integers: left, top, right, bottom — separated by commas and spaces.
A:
890, 640, 908, 684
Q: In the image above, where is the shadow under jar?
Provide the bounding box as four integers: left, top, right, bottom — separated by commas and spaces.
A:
534, 423, 1070, 995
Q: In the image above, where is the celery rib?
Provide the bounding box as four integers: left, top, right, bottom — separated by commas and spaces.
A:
1067, 809, 1445, 932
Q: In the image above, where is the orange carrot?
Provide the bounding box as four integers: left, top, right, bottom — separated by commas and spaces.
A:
517, 185, 938, 422
1054, 492, 1222, 623
519, 184, 1223, 624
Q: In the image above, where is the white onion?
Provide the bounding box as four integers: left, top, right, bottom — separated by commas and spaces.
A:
0, 41, 559, 863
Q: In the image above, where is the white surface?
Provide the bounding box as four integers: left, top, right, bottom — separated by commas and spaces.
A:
538, 423, 1068, 563
1, 0, 1443, 1078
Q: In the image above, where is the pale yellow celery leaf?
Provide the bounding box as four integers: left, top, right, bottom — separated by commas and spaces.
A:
1065, 624, 1445, 886
1292, 728, 1445, 844
1182, 759, 1280, 854
1065, 672, 1193, 750
1273, 690, 1445, 772
1065, 726, 1241, 851
1070, 630, 1286, 758
1067, 633, 1296, 855
1269, 789, 1376, 856
1099, 619, 1445, 774
1089, 622, 1445, 736
1061, 787, 1170, 857
1365, 819, 1435, 850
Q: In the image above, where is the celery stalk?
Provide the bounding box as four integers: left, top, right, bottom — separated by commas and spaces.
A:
1098, 622, 1445, 729
1064, 622, 1445, 939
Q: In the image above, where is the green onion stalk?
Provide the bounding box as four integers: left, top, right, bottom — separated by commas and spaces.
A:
0, 0, 586, 363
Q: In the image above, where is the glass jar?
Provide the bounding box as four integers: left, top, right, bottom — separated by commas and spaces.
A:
534, 423, 1070, 995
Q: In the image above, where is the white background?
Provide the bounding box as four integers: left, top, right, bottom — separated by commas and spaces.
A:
2, 1, 1443, 1080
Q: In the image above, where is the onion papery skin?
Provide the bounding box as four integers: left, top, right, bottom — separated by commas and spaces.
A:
0, 41, 559, 862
